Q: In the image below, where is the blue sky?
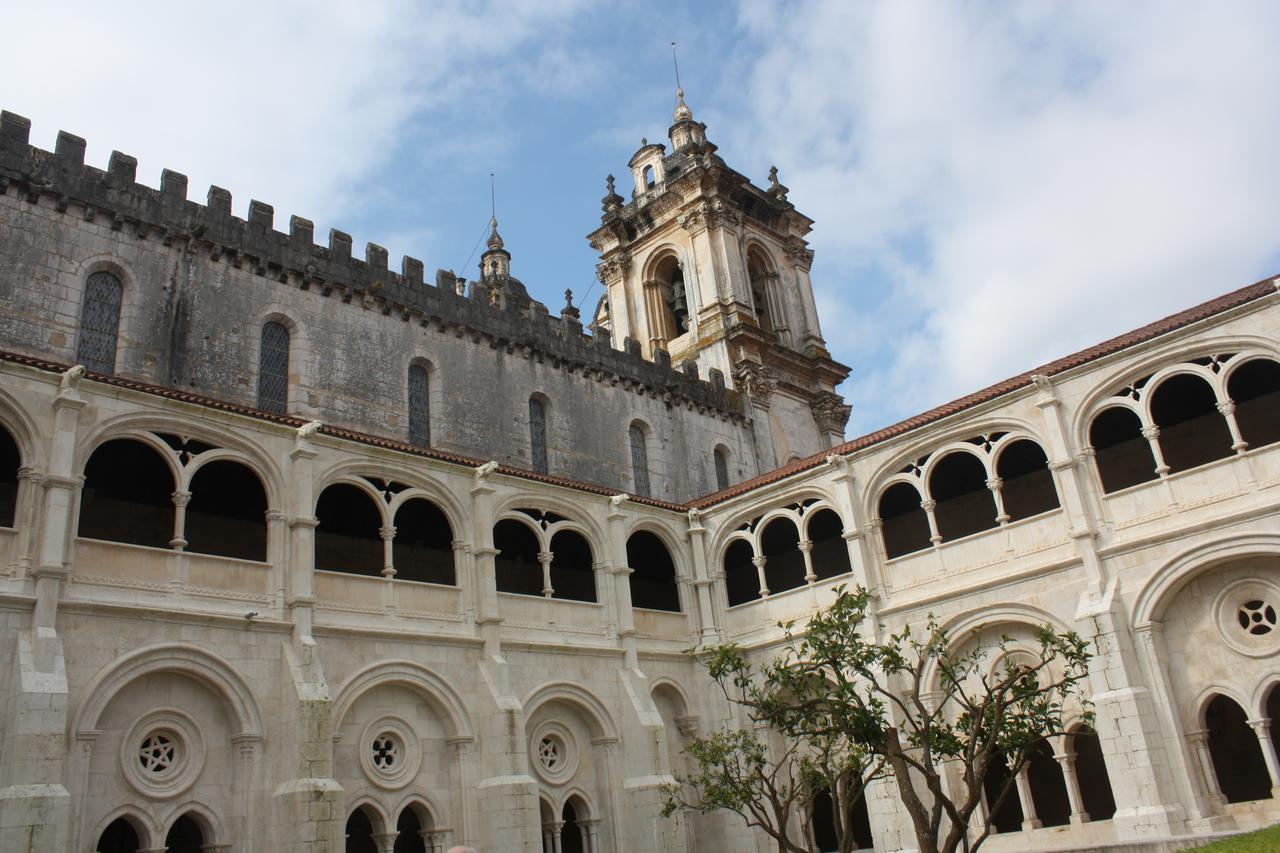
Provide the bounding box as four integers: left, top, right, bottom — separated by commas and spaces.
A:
5, 1, 1279, 438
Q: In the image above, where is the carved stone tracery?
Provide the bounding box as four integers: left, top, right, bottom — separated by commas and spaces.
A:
731, 361, 777, 406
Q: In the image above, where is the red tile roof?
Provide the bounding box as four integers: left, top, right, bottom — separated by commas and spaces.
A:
2, 274, 1274, 513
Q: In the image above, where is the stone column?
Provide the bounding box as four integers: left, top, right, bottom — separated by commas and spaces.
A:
642, 279, 671, 356
372, 831, 398, 853
595, 737, 623, 851
1014, 766, 1041, 830
1054, 749, 1089, 824
551, 820, 565, 853
798, 539, 816, 583
538, 550, 554, 598
1186, 729, 1225, 808
987, 477, 1008, 525
686, 510, 719, 644
265, 509, 288, 616
380, 525, 396, 578
286, 425, 321, 639
12, 467, 42, 578
1217, 400, 1248, 454
921, 499, 942, 545
582, 818, 601, 853
447, 735, 474, 844
606, 495, 636, 664
751, 554, 769, 598
1247, 718, 1280, 798
169, 489, 191, 549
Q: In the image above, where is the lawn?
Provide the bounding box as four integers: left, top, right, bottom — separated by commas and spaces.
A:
1190, 824, 1280, 851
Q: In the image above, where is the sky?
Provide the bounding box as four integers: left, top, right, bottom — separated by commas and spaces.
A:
4, 0, 1278, 438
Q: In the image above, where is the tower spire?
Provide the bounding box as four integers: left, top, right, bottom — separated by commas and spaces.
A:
671, 41, 693, 123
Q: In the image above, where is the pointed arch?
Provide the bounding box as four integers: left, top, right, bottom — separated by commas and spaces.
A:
331, 660, 474, 741
523, 682, 618, 742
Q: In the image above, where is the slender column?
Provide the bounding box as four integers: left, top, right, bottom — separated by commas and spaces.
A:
1217, 400, 1249, 453
372, 831, 397, 853
380, 525, 396, 577
798, 539, 816, 583
1186, 729, 1225, 807
642, 279, 671, 355
1014, 766, 1042, 830
1248, 718, 1280, 798
1141, 425, 1171, 476
169, 489, 191, 549
987, 477, 1009, 524
551, 820, 565, 853
921, 499, 942, 545
596, 737, 622, 851
448, 736, 473, 845
751, 554, 770, 598
12, 467, 43, 578
1054, 750, 1089, 824
451, 539, 473, 620
541, 825, 554, 853
539, 550, 554, 598
582, 817, 602, 853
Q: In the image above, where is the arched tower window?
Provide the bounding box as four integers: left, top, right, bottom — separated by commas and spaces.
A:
257, 321, 290, 414
407, 363, 430, 447
746, 248, 778, 338
77, 270, 123, 374
646, 255, 688, 351
629, 421, 651, 497
529, 396, 549, 474
713, 445, 731, 491
643, 165, 655, 188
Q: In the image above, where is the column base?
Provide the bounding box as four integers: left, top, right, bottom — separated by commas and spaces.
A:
1112, 802, 1189, 838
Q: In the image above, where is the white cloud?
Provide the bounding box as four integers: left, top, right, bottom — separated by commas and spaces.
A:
0, 0, 588, 255
721, 0, 1280, 435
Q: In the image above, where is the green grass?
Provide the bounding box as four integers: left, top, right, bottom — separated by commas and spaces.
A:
1190, 823, 1280, 851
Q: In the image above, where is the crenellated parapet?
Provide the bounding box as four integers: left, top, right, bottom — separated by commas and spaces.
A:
0, 110, 744, 421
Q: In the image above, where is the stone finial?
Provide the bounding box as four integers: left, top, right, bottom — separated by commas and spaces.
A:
601, 174, 624, 212
767, 165, 789, 200
673, 87, 693, 122
486, 216, 504, 251
561, 288, 581, 322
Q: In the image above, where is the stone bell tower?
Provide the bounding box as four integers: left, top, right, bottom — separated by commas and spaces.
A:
587, 87, 852, 469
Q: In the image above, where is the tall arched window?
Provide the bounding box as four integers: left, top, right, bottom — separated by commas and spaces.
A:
629, 422, 651, 497
0, 424, 19, 528
407, 363, 430, 447
257, 321, 290, 414
529, 396, 548, 474
746, 249, 777, 338
713, 445, 730, 491
77, 271, 123, 374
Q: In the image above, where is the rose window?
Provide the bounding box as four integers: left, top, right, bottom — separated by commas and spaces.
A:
138, 732, 176, 775
371, 734, 400, 770
538, 736, 562, 772
1237, 600, 1277, 636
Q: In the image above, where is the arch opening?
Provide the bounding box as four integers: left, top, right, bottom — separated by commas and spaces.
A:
1070, 726, 1116, 821
345, 806, 379, 853
96, 816, 141, 853
1205, 693, 1272, 803
724, 539, 759, 606
761, 516, 805, 595
652, 254, 688, 340
627, 530, 680, 612
746, 249, 777, 338
983, 750, 1023, 834
185, 459, 268, 561
392, 498, 455, 584
315, 483, 383, 576
494, 518, 543, 597
1090, 407, 1157, 493
561, 798, 586, 853
1025, 738, 1070, 828
529, 396, 549, 474
1228, 358, 1280, 450
1151, 374, 1232, 473
164, 813, 206, 853
810, 786, 874, 851
550, 529, 596, 602
629, 422, 651, 498
929, 452, 997, 541
0, 423, 18, 528
79, 438, 175, 549
807, 508, 852, 581
996, 440, 1059, 521
879, 482, 930, 559
394, 806, 427, 853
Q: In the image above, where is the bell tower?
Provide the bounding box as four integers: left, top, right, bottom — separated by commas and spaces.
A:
588, 88, 852, 470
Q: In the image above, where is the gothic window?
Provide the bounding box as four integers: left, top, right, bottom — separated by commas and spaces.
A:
627, 530, 680, 612
713, 445, 730, 491
1090, 406, 1157, 492
76, 270, 123, 374
879, 482, 931, 559
407, 363, 430, 447
257, 321, 290, 414
629, 421, 651, 497
529, 396, 548, 474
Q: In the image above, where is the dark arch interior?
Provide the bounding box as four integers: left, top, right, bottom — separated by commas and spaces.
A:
724, 539, 759, 606
550, 529, 596, 602
1026, 738, 1070, 827
96, 816, 140, 853
1151, 373, 1233, 473
0, 424, 18, 528
1228, 358, 1280, 450
164, 813, 205, 853
983, 750, 1024, 834
879, 481, 931, 559
494, 519, 543, 597
930, 452, 998, 541
1071, 727, 1116, 821
185, 460, 268, 561
393, 498, 455, 584
345, 807, 377, 853
628, 530, 680, 612
810, 786, 874, 851
561, 799, 585, 853
1268, 685, 1280, 772
807, 508, 852, 581
761, 516, 805, 594
1206, 693, 1272, 803
996, 440, 1060, 522
315, 483, 383, 576
747, 252, 776, 335
79, 438, 175, 548
1090, 407, 1158, 493
393, 807, 427, 853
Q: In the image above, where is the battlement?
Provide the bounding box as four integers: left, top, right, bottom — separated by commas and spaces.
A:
0, 110, 742, 418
